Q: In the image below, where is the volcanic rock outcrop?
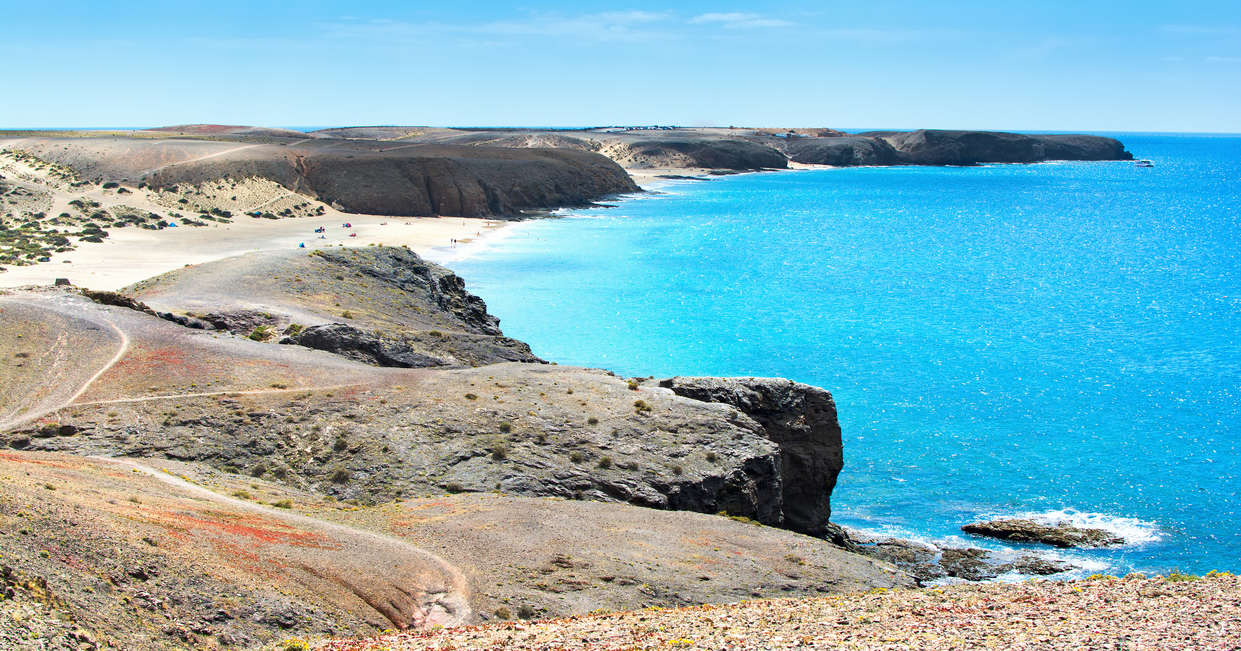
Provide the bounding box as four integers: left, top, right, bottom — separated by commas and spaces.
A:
962, 518, 1125, 548
657, 377, 842, 536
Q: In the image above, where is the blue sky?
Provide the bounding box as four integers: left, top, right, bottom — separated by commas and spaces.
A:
2, 1, 1239, 132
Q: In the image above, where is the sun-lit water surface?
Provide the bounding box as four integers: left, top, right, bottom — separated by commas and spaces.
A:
439, 134, 1241, 576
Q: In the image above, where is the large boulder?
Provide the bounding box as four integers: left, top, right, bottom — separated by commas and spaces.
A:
962, 518, 1125, 548
657, 377, 842, 536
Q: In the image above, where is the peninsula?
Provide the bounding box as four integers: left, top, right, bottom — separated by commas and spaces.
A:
3, 125, 1231, 651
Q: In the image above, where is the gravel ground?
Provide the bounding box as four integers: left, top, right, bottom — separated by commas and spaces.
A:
314, 574, 1241, 650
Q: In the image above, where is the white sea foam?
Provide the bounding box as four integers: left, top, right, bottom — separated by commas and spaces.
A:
844, 522, 1129, 582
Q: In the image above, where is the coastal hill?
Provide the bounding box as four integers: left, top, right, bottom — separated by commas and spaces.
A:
316, 125, 1134, 170
0, 134, 639, 218
0, 248, 913, 648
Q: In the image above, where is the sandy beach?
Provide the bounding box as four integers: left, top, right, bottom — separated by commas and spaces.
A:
0, 211, 505, 290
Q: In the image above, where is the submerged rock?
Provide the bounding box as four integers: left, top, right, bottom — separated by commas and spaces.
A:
962, 518, 1124, 548
847, 533, 1076, 584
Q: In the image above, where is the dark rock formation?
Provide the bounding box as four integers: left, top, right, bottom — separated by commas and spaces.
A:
863, 130, 1133, 166
280, 323, 448, 368
340, 126, 1132, 170
1031, 134, 1134, 161
781, 136, 902, 166
850, 535, 1074, 583
610, 139, 788, 171
313, 247, 504, 337
658, 377, 842, 536
279, 323, 539, 368
79, 289, 155, 315
9, 137, 641, 219
963, 518, 1125, 548
197, 310, 281, 334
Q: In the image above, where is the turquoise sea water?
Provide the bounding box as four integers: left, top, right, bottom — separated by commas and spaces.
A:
439, 134, 1241, 577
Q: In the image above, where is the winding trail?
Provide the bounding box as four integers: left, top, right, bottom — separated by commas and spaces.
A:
96, 455, 473, 628
63, 318, 129, 407
71, 383, 368, 408
139, 143, 262, 177
0, 300, 128, 432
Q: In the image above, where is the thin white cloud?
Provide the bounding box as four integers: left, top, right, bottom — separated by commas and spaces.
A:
1205, 55, 1241, 63
325, 11, 674, 43
689, 12, 793, 29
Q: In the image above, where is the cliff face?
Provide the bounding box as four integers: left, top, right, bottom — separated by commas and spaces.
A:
352, 126, 1134, 170
7, 249, 848, 537
256, 146, 639, 217
658, 377, 843, 536
781, 136, 902, 166
8, 137, 640, 218
598, 138, 789, 170
861, 129, 1133, 166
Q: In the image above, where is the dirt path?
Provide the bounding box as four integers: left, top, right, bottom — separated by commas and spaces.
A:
100, 456, 473, 628
138, 143, 262, 177
71, 382, 367, 407
0, 298, 128, 432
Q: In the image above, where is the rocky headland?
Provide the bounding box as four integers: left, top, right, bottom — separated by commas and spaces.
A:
0, 246, 922, 648
0, 124, 1150, 650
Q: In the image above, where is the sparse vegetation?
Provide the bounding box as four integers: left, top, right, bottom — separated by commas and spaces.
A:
248, 325, 274, 341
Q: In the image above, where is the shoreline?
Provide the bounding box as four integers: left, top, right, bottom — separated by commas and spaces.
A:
0, 211, 507, 291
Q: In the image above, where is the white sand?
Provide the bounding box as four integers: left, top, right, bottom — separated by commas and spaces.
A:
2, 155, 813, 292
0, 213, 506, 291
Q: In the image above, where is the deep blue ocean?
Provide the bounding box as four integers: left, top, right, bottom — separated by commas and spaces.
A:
437, 133, 1241, 578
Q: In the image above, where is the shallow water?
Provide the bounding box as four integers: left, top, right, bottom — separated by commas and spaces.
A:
441, 134, 1241, 575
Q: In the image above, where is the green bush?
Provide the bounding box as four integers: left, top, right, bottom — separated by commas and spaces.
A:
248, 325, 273, 341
